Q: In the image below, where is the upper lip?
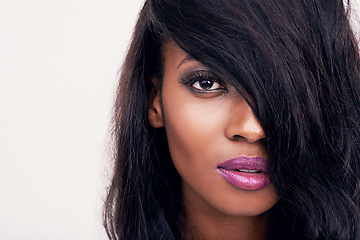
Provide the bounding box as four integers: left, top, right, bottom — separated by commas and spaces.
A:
217, 156, 268, 173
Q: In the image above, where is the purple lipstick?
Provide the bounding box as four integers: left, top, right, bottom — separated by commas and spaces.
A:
217, 156, 270, 191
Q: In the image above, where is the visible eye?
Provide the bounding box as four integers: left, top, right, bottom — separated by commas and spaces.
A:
181, 70, 227, 94
192, 79, 223, 91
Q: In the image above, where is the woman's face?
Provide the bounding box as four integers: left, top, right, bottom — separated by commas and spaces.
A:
149, 41, 278, 218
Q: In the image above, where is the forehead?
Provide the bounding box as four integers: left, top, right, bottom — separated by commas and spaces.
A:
161, 41, 201, 72
164, 40, 220, 67
162, 41, 187, 63
162, 40, 184, 54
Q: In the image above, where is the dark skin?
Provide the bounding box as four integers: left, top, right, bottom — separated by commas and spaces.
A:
148, 41, 279, 240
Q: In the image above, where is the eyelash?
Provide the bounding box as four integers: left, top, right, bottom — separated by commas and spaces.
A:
181, 70, 227, 93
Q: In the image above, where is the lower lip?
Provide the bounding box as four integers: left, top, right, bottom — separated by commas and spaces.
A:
217, 168, 270, 191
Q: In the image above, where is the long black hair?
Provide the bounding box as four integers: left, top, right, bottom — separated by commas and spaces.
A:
103, 0, 360, 239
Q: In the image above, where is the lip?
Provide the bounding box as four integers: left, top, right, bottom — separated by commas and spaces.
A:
217, 156, 270, 191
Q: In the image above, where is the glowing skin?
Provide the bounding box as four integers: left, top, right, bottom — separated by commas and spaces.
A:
148, 41, 278, 240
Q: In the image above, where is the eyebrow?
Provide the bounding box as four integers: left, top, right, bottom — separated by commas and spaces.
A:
176, 55, 196, 69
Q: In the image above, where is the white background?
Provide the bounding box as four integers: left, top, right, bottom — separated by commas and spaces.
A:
0, 0, 359, 239
0, 0, 143, 239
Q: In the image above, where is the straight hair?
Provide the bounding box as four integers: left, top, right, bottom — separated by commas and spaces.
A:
104, 0, 360, 239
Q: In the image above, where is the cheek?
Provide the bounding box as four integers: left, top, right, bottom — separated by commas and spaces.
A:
162, 95, 226, 176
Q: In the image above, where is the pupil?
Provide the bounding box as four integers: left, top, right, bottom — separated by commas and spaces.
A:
199, 80, 213, 90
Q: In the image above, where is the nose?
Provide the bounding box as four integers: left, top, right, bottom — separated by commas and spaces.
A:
225, 99, 265, 143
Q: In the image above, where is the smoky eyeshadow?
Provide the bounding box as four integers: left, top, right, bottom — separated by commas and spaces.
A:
179, 67, 225, 87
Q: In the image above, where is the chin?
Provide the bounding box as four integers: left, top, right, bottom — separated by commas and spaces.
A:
215, 196, 278, 217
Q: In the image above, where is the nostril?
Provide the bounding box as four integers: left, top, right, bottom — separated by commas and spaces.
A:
230, 134, 266, 144
231, 134, 245, 140
231, 126, 265, 143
